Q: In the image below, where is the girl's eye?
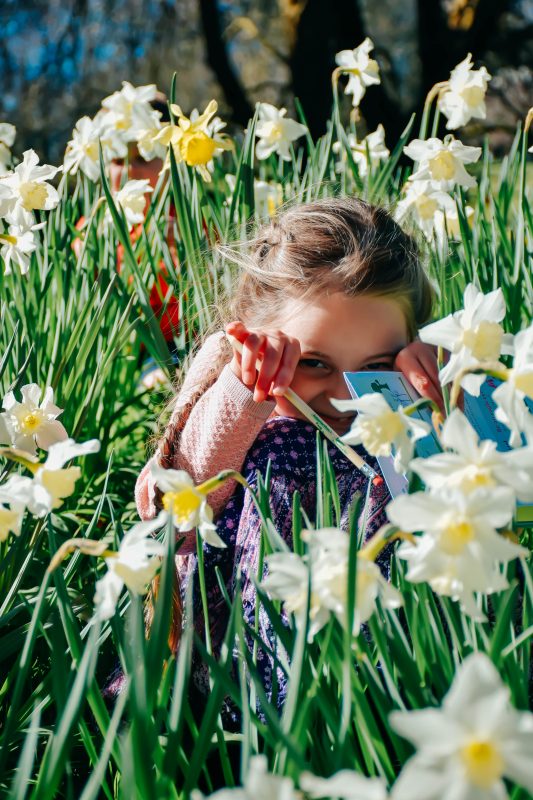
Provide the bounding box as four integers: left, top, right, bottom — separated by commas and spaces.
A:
362, 361, 395, 372
299, 358, 329, 370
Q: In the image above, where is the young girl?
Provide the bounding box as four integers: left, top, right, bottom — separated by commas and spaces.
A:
134, 196, 439, 717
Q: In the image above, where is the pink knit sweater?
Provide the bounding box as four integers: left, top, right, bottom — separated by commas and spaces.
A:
134, 332, 275, 551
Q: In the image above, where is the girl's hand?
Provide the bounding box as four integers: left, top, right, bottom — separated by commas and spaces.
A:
226, 321, 301, 403
394, 341, 444, 413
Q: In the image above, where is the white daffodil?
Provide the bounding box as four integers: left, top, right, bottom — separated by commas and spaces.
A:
101, 81, 157, 140
64, 116, 102, 181
63, 115, 127, 182
0, 208, 45, 275
433, 203, 475, 248
493, 325, 533, 447
419, 283, 514, 395
225, 174, 283, 218
157, 100, 232, 182
0, 180, 13, 217
304, 528, 402, 635
93, 514, 166, 621
262, 528, 401, 641
387, 487, 525, 618
300, 770, 388, 800
191, 754, 298, 800
0, 500, 25, 542
0, 123, 16, 176
0, 149, 61, 214
390, 653, 533, 800
403, 135, 481, 191
105, 179, 152, 229
332, 393, 431, 473
133, 105, 166, 161
151, 461, 225, 548
410, 408, 533, 502
254, 103, 307, 161
335, 38, 381, 107
438, 53, 491, 130
1, 383, 68, 456
333, 124, 390, 177
395, 179, 456, 239
260, 551, 310, 614
0, 438, 101, 518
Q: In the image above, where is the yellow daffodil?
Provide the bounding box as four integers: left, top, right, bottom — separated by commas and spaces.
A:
155, 100, 232, 182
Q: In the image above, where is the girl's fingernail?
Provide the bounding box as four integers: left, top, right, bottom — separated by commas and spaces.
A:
272, 385, 286, 396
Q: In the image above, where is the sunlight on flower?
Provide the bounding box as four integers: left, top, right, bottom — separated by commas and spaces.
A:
438, 54, 491, 130
254, 103, 307, 161
404, 135, 481, 191
332, 393, 430, 473
1, 382, 68, 456
419, 283, 514, 395
390, 653, 533, 800
335, 38, 381, 107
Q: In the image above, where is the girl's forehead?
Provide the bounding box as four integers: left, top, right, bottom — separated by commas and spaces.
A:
278, 292, 408, 362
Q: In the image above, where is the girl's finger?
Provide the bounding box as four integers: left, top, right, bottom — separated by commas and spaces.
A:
254, 334, 286, 400
225, 320, 250, 344
271, 338, 301, 395
395, 350, 444, 411
415, 350, 443, 405
241, 333, 265, 386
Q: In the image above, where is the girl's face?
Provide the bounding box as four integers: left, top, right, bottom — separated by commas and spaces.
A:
271, 292, 409, 435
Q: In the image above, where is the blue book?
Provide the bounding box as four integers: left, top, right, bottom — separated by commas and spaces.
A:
343, 372, 533, 524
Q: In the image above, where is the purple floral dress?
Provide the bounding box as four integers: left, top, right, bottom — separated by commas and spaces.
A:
185, 415, 391, 724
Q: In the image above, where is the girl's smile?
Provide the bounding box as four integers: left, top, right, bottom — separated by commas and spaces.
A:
269, 292, 408, 434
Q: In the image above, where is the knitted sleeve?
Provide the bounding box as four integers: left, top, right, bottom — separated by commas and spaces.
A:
134, 332, 275, 553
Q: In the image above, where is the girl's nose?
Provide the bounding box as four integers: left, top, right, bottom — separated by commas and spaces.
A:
327, 372, 353, 404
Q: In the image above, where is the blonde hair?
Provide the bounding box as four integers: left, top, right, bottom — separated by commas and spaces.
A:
147, 196, 433, 649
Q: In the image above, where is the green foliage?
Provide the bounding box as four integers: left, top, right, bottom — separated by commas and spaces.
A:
0, 93, 532, 799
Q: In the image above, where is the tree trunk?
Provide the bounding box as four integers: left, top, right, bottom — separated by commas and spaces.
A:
198, 0, 254, 127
